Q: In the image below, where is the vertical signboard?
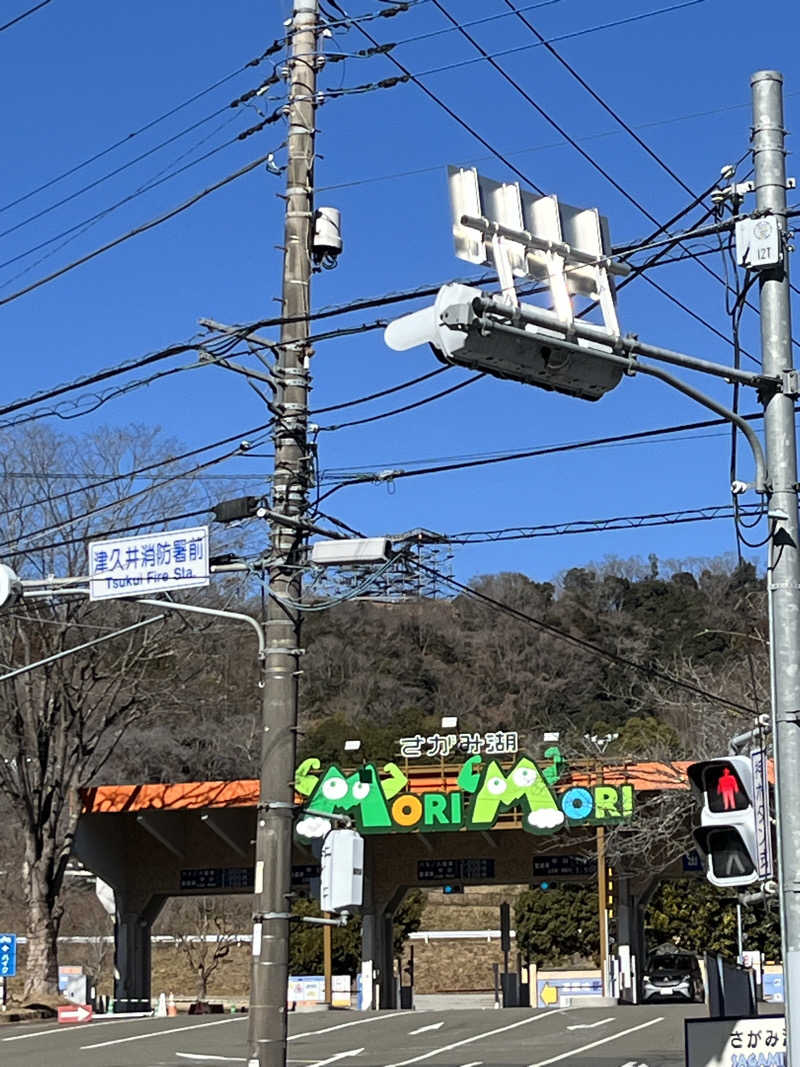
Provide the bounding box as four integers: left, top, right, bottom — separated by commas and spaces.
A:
750, 747, 774, 879
0, 934, 16, 977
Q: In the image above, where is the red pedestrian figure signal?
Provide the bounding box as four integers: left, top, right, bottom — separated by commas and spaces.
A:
717, 767, 740, 811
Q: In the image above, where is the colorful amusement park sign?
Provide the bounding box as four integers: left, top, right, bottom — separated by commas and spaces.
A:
295, 752, 635, 836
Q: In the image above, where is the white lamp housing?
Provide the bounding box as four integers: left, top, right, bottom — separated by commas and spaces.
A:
310, 538, 392, 565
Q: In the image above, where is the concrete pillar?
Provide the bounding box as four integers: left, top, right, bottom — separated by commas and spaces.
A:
378, 912, 396, 1010
113, 896, 164, 1013
361, 910, 378, 1010
615, 877, 652, 1004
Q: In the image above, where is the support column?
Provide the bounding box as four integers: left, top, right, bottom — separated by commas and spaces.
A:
360, 911, 378, 1010
113, 896, 164, 1013
378, 912, 396, 1010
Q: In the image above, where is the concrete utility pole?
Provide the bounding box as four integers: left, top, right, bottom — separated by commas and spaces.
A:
752, 70, 800, 1066
248, 2, 318, 1064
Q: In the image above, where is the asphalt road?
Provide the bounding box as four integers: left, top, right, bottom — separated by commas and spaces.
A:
0, 1002, 709, 1067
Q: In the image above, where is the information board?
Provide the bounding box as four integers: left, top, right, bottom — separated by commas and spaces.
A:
417, 858, 495, 882
180, 866, 320, 891
532, 855, 593, 878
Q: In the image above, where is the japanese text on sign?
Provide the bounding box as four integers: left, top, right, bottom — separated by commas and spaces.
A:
89, 526, 210, 600
0, 934, 17, 978
398, 730, 518, 759
686, 1015, 786, 1067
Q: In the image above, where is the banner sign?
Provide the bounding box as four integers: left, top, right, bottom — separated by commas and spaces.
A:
418, 858, 495, 881
295, 752, 634, 836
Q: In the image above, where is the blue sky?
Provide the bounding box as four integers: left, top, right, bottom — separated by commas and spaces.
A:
2, 0, 799, 586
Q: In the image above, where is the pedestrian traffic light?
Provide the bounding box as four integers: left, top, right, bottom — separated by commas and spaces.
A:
687, 757, 760, 888
384, 284, 623, 402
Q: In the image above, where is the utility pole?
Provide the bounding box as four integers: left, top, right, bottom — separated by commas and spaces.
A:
248, 1, 318, 1064
752, 70, 800, 1067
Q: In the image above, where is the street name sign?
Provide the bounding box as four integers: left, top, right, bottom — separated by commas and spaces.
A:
57, 1004, 93, 1025
88, 526, 209, 601
0, 934, 16, 977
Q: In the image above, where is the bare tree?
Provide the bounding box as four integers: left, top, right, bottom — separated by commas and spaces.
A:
0, 423, 246, 998
172, 898, 241, 1001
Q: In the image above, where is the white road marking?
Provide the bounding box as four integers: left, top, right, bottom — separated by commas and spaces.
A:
306, 1048, 364, 1067
1, 1014, 155, 1041
620, 1061, 649, 1066
566, 1015, 615, 1031
81, 1015, 246, 1049
458, 1062, 483, 1066
290, 1014, 402, 1041
176, 1056, 245, 1063
383, 1009, 562, 1067
527, 1017, 665, 1067
408, 1021, 444, 1035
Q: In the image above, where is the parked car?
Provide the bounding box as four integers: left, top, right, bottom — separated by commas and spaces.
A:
642, 951, 704, 1002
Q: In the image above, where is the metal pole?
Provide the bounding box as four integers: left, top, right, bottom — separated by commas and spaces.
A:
248, 1, 318, 1064
597, 825, 608, 997
737, 902, 744, 964
323, 917, 332, 1008
752, 69, 800, 1067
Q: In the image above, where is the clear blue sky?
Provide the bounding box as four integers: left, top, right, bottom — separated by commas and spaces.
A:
2, 0, 799, 586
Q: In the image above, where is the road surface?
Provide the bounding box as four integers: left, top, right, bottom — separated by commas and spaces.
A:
0, 1002, 710, 1067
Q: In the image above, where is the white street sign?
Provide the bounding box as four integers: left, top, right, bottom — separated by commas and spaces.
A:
751, 746, 774, 879
88, 526, 210, 601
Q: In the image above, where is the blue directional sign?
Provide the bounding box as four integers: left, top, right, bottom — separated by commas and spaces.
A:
0, 935, 17, 978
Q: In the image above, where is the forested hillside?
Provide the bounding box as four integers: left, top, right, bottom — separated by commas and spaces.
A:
105, 553, 768, 781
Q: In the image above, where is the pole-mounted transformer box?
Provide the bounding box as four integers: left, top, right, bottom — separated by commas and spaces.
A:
320, 829, 364, 912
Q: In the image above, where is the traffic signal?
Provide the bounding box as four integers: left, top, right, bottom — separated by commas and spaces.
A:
384, 284, 622, 403
442, 883, 464, 895
687, 757, 759, 888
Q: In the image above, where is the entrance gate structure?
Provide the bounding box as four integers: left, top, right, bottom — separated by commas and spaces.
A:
74, 758, 694, 1011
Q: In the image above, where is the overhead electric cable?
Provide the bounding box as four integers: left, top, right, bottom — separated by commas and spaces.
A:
0, 437, 264, 552
2, 419, 272, 518
0, 150, 282, 308
433, 503, 765, 544
317, 371, 484, 431
0, 0, 51, 33
417, 563, 757, 715
313, 409, 770, 503
310, 365, 449, 413
0, 37, 287, 215
428, 0, 762, 359
0, 112, 283, 274
14, 508, 213, 558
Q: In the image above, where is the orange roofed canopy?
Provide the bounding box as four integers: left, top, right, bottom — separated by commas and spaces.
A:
80, 760, 708, 815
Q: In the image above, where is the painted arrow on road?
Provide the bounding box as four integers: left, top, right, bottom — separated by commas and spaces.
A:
620, 1061, 649, 1066
566, 1016, 615, 1031
409, 1021, 444, 1035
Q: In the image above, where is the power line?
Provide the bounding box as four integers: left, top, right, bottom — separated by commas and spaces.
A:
313, 408, 772, 501
0, 433, 270, 554
0, 37, 287, 216
0, 110, 284, 275
418, 563, 757, 715
1, 418, 273, 519
310, 365, 449, 413
317, 371, 484, 431
0, 0, 51, 33
0, 149, 282, 309
428, 0, 760, 362
12, 508, 214, 558
499, 0, 800, 339
431, 502, 765, 544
